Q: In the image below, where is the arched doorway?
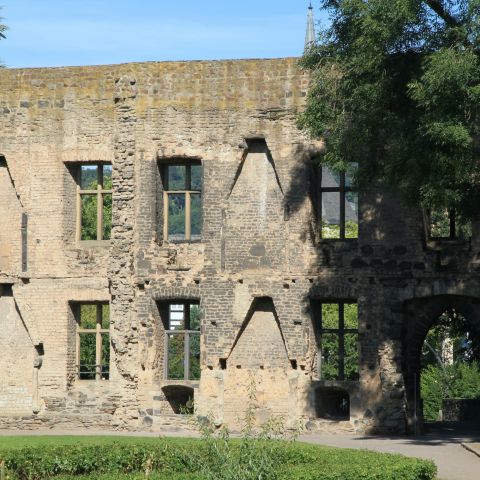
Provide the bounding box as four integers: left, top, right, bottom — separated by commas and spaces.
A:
404, 295, 480, 434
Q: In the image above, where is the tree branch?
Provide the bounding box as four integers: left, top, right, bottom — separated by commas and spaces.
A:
424, 0, 459, 27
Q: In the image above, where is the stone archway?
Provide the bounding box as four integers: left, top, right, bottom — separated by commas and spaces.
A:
403, 295, 480, 434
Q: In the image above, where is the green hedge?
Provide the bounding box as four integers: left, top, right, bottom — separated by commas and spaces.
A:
0, 440, 436, 480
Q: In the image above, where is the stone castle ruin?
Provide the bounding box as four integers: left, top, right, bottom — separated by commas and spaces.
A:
0, 56, 479, 435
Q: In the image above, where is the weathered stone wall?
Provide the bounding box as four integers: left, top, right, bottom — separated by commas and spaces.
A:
0, 58, 479, 434
0, 287, 34, 415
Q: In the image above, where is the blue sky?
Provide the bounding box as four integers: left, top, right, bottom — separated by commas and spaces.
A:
0, 1, 327, 68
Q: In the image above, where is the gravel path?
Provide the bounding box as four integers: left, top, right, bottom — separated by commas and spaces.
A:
300, 431, 480, 480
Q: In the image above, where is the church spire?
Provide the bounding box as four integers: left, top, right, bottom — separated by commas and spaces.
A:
304, 2, 316, 51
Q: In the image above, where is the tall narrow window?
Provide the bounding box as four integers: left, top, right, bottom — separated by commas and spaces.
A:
320, 165, 358, 239
74, 303, 110, 380
313, 302, 359, 381
76, 163, 112, 241
160, 300, 201, 381
161, 162, 202, 241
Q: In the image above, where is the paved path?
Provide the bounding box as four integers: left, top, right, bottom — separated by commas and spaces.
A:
300, 429, 480, 480
0, 428, 479, 480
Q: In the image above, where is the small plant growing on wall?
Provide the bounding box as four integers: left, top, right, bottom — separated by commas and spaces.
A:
188, 375, 301, 480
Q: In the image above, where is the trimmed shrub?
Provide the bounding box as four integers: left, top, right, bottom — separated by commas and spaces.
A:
0, 440, 436, 480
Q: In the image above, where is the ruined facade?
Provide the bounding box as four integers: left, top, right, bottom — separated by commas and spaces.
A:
1, 58, 479, 434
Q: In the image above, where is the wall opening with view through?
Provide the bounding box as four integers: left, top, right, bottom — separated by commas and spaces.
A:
158, 300, 201, 381
420, 308, 480, 424
74, 163, 112, 241
311, 301, 359, 381
427, 208, 471, 240
159, 160, 202, 242
71, 302, 110, 381
316, 164, 358, 239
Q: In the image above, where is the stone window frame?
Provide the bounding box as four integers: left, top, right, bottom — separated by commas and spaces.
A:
317, 165, 359, 240
71, 302, 110, 381
74, 162, 113, 243
158, 159, 203, 243
312, 300, 359, 381
158, 299, 201, 382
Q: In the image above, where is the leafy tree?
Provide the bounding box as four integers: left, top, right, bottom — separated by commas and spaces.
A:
0, 7, 7, 66
420, 310, 480, 420
421, 362, 480, 420
0, 9, 6, 40
300, 1, 480, 222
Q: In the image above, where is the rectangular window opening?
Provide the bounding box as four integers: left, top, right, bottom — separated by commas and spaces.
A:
319, 164, 358, 240
428, 208, 471, 240
160, 300, 201, 381
161, 161, 202, 242
313, 301, 359, 381
75, 163, 113, 242
74, 302, 110, 381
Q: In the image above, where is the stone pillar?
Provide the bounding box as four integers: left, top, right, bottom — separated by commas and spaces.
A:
110, 75, 139, 427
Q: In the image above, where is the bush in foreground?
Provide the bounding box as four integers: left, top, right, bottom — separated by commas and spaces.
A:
0, 440, 436, 480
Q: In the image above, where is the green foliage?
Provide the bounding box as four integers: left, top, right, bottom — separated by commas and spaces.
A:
300, 0, 480, 221
166, 303, 201, 381
166, 164, 202, 240
0, 442, 196, 480
321, 303, 359, 380
421, 362, 480, 420
0, 7, 7, 67
189, 377, 299, 480
420, 310, 480, 420
421, 310, 480, 367
0, 440, 437, 480
321, 219, 359, 239
81, 171, 112, 241
78, 305, 110, 380
0, 379, 436, 480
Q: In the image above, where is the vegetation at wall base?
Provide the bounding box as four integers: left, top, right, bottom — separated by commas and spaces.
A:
300, 0, 480, 223
0, 439, 436, 480
421, 361, 480, 421
420, 310, 480, 421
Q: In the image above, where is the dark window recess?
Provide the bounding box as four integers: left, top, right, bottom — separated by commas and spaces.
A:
160, 162, 202, 242
428, 208, 471, 240
162, 385, 194, 414
0, 284, 13, 296
73, 303, 110, 380
318, 164, 358, 239
74, 163, 112, 241
312, 302, 359, 381
315, 387, 350, 420
160, 300, 201, 381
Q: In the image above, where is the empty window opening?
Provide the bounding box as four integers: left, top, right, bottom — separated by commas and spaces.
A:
74, 163, 112, 241
317, 164, 358, 239
160, 300, 201, 381
312, 302, 359, 381
73, 303, 110, 380
428, 208, 471, 240
160, 161, 202, 242
0, 284, 13, 296
315, 387, 350, 420
162, 385, 194, 414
